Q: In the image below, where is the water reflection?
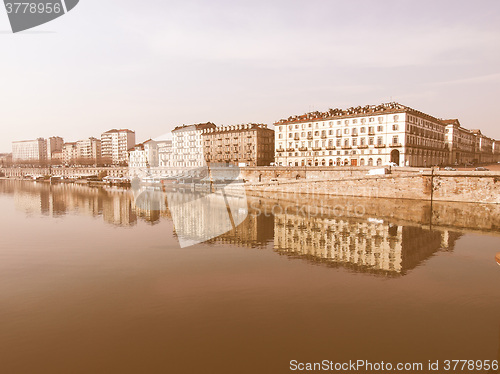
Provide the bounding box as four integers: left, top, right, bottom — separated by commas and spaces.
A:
1, 179, 490, 276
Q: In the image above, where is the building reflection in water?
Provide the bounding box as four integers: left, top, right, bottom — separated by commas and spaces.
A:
2, 180, 465, 275
273, 210, 461, 276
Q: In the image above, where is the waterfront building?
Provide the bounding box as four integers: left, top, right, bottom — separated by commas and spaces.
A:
46, 136, 64, 161
201, 123, 275, 167
494, 140, 500, 161
274, 102, 449, 167
76, 137, 101, 165
158, 140, 173, 168
62, 142, 78, 165
470, 130, 495, 164
101, 129, 136, 165
12, 138, 47, 162
0, 153, 12, 167
443, 119, 475, 165
171, 122, 216, 170
129, 139, 159, 169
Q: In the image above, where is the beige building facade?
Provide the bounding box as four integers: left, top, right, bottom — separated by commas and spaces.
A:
201, 123, 274, 167
275, 103, 449, 167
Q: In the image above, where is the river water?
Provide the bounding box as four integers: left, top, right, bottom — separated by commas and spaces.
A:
0, 180, 499, 373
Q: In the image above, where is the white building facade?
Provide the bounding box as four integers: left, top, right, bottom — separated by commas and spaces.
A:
76, 137, 101, 164
101, 129, 136, 165
443, 120, 475, 165
12, 138, 47, 162
275, 103, 449, 167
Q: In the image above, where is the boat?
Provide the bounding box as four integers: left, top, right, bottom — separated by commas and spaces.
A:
496, 252, 500, 266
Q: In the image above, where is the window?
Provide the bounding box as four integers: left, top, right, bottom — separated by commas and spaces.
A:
352, 138, 357, 146
377, 137, 383, 145
336, 139, 341, 147
393, 136, 399, 144
360, 127, 366, 133
344, 139, 349, 147
353, 119, 357, 124
376, 158, 382, 166
377, 125, 384, 132
360, 138, 365, 146
393, 124, 398, 131
345, 120, 349, 125
344, 128, 349, 134
394, 115, 399, 121
369, 137, 374, 145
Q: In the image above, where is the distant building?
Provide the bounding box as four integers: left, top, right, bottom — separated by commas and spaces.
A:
62, 142, 78, 165
493, 140, 500, 161
101, 129, 136, 165
0, 153, 12, 166
46, 136, 64, 161
470, 129, 495, 164
158, 140, 173, 168
443, 119, 475, 165
12, 138, 47, 162
201, 123, 275, 167
129, 139, 158, 169
275, 103, 449, 167
76, 137, 101, 164
171, 122, 216, 169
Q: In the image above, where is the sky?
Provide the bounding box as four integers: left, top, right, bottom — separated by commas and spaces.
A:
1, 0, 500, 152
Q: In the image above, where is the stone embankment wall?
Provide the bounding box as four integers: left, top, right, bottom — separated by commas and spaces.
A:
240, 171, 500, 204
2, 166, 499, 204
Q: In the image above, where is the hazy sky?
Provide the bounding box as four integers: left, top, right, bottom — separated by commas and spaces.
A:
1, 0, 500, 152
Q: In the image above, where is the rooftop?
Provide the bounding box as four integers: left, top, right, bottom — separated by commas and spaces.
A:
275, 102, 444, 125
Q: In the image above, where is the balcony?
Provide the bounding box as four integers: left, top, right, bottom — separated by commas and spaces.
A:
299, 147, 308, 151
326, 146, 336, 150
276, 148, 285, 152
341, 146, 352, 150
312, 147, 322, 151
321, 134, 327, 139
286, 148, 295, 152
351, 133, 358, 137
336, 134, 342, 137
390, 143, 402, 148
368, 131, 375, 135
374, 144, 386, 148
294, 137, 300, 141
357, 145, 368, 149
307, 135, 313, 140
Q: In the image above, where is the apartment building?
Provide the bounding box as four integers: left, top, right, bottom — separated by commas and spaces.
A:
129, 139, 159, 169
275, 103, 449, 167
470, 130, 496, 164
443, 119, 475, 165
171, 122, 216, 169
76, 137, 101, 164
62, 142, 78, 165
12, 138, 47, 162
46, 136, 64, 161
101, 129, 136, 165
201, 123, 274, 167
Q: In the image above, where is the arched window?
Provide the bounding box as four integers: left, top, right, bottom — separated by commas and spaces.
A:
321, 159, 326, 166
368, 158, 373, 166
360, 159, 365, 166
329, 159, 334, 166
376, 158, 382, 166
